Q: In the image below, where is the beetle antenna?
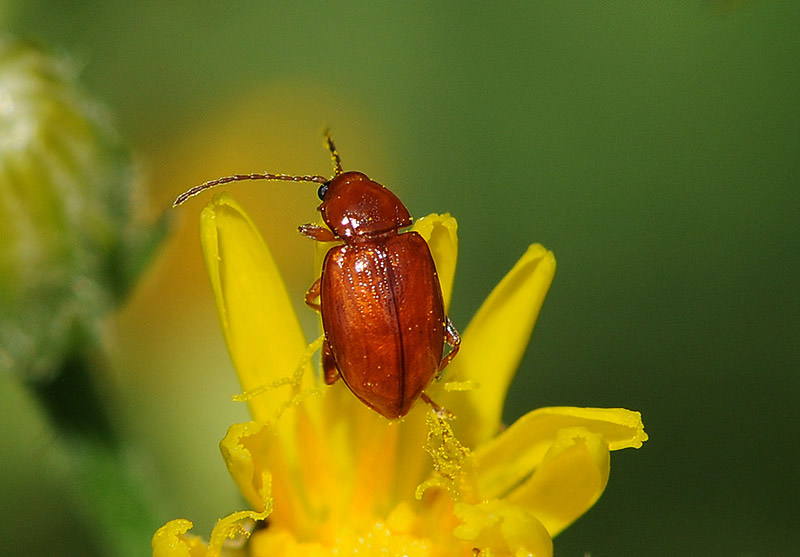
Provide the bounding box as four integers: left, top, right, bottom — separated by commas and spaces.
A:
323, 129, 343, 176
173, 172, 329, 207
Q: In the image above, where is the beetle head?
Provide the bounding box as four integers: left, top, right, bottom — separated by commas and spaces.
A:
318, 171, 411, 238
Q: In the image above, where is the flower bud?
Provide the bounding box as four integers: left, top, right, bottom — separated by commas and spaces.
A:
0, 36, 163, 380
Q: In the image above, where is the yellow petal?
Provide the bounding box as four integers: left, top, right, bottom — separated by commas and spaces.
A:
200, 192, 312, 422
412, 213, 458, 310
206, 508, 271, 557
151, 519, 207, 557
437, 244, 556, 445
506, 427, 609, 536
219, 417, 325, 539
453, 500, 553, 556
218, 421, 272, 512
471, 407, 647, 501
218, 404, 354, 540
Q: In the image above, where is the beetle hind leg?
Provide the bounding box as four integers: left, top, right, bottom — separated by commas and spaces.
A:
420, 392, 454, 420
322, 339, 340, 385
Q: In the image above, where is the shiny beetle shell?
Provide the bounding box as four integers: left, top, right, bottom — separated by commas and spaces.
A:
303, 171, 460, 419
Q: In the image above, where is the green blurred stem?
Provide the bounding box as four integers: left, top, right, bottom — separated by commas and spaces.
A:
30, 347, 159, 557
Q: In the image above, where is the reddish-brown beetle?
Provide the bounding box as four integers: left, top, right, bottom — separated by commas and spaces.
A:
174, 134, 460, 418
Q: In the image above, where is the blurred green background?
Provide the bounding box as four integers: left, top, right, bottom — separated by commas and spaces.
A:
2, 1, 798, 555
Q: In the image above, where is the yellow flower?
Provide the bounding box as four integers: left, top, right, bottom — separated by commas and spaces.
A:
153, 193, 647, 556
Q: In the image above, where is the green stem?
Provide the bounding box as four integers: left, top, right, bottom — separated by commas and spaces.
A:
30, 348, 160, 557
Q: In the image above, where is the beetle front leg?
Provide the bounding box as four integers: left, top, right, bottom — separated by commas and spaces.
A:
304, 278, 322, 312
436, 317, 461, 377
298, 223, 337, 242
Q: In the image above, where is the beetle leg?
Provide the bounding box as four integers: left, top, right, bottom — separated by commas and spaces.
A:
304, 278, 322, 311
321, 340, 340, 385
420, 392, 454, 420
298, 223, 337, 242
436, 317, 462, 377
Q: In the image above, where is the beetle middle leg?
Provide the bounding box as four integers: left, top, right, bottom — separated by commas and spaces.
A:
436, 317, 462, 379
304, 280, 341, 385
304, 278, 322, 312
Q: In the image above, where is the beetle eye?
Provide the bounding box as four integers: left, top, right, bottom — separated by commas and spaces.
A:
317, 182, 330, 201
